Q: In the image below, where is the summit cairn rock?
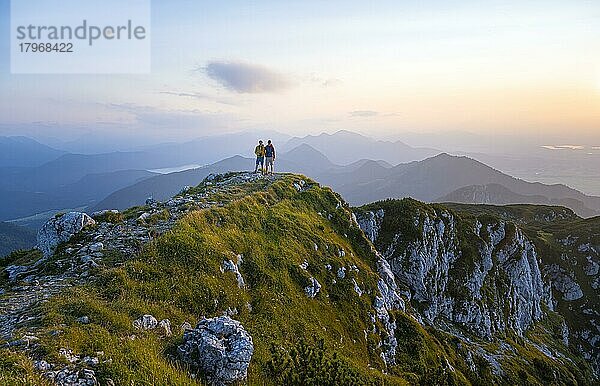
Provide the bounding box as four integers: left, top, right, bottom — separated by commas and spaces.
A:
178, 316, 254, 385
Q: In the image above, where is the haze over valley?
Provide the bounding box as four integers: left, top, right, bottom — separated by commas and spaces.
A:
0, 129, 597, 257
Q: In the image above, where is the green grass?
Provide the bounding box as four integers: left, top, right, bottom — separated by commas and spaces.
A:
92, 211, 124, 224
0, 350, 51, 386
18, 175, 406, 385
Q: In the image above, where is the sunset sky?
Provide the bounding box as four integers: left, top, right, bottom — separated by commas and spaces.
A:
0, 0, 599, 144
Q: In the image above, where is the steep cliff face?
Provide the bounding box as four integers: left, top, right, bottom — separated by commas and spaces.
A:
357, 199, 598, 381
444, 203, 600, 377
358, 202, 544, 339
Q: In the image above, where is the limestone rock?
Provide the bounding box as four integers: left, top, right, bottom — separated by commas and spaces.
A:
52, 367, 98, 386
181, 321, 193, 332
584, 258, 599, 276
178, 316, 254, 385
546, 265, 584, 301
5, 265, 29, 282
358, 208, 553, 339
221, 255, 245, 289
37, 212, 95, 257
304, 277, 321, 298
352, 278, 363, 296
133, 314, 158, 330
356, 209, 385, 243
159, 319, 172, 337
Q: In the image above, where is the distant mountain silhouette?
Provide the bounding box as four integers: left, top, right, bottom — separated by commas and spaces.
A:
4, 134, 599, 225
313, 153, 600, 217
0, 136, 65, 167
281, 143, 336, 171
437, 183, 598, 218
283, 130, 439, 165
93, 150, 600, 218
0, 221, 36, 257
0, 169, 157, 221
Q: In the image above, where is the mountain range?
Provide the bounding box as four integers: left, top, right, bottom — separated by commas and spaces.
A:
438, 183, 599, 217
93, 147, 600, 219
0, 131, 597, 246
282, 129, 439, 165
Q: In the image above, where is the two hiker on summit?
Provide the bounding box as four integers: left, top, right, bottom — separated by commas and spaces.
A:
254, 140, 276, 175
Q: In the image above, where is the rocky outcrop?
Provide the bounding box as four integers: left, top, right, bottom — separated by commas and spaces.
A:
33, 348, 106, 386
356, 209, 384, 243
50, 367, 98, 386
132, 314, 172, 336
357, 208, 552, 339
133, 314, 158, 330
221, 255, 245, 289
37, 212, 96, 257
545, 264, 584, 301
178, 316, 254, 385
372, 255, 405, 366
5, 265, 31, 282
304, 277, 321, 298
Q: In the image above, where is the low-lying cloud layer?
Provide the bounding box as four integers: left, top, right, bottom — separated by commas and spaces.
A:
349, 110, 379, 117
204, 61, 292, 93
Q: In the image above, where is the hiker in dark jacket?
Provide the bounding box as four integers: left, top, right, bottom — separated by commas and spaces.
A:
265, 140, 276, 175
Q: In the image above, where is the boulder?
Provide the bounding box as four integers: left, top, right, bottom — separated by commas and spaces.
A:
37, 212, 96, 257
133, 314, 158, 330
178, 316, 254, 385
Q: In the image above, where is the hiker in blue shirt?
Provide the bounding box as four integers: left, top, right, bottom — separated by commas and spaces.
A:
265, 140, 276, 175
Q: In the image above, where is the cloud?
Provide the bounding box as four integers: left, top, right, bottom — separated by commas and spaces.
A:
309, 74, 342, 88
541, 145, 584, 150
158, 91, 240, 106
159, 91, 212, 100
203, 61, 292, 93
107, 103, 237, 133
349, 110, 379, 118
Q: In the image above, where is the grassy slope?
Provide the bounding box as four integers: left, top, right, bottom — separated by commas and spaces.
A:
1, 175, 407, 385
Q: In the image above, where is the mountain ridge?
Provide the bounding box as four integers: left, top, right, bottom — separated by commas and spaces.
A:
283, 130, 440, 165
0, 172, 596, 384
